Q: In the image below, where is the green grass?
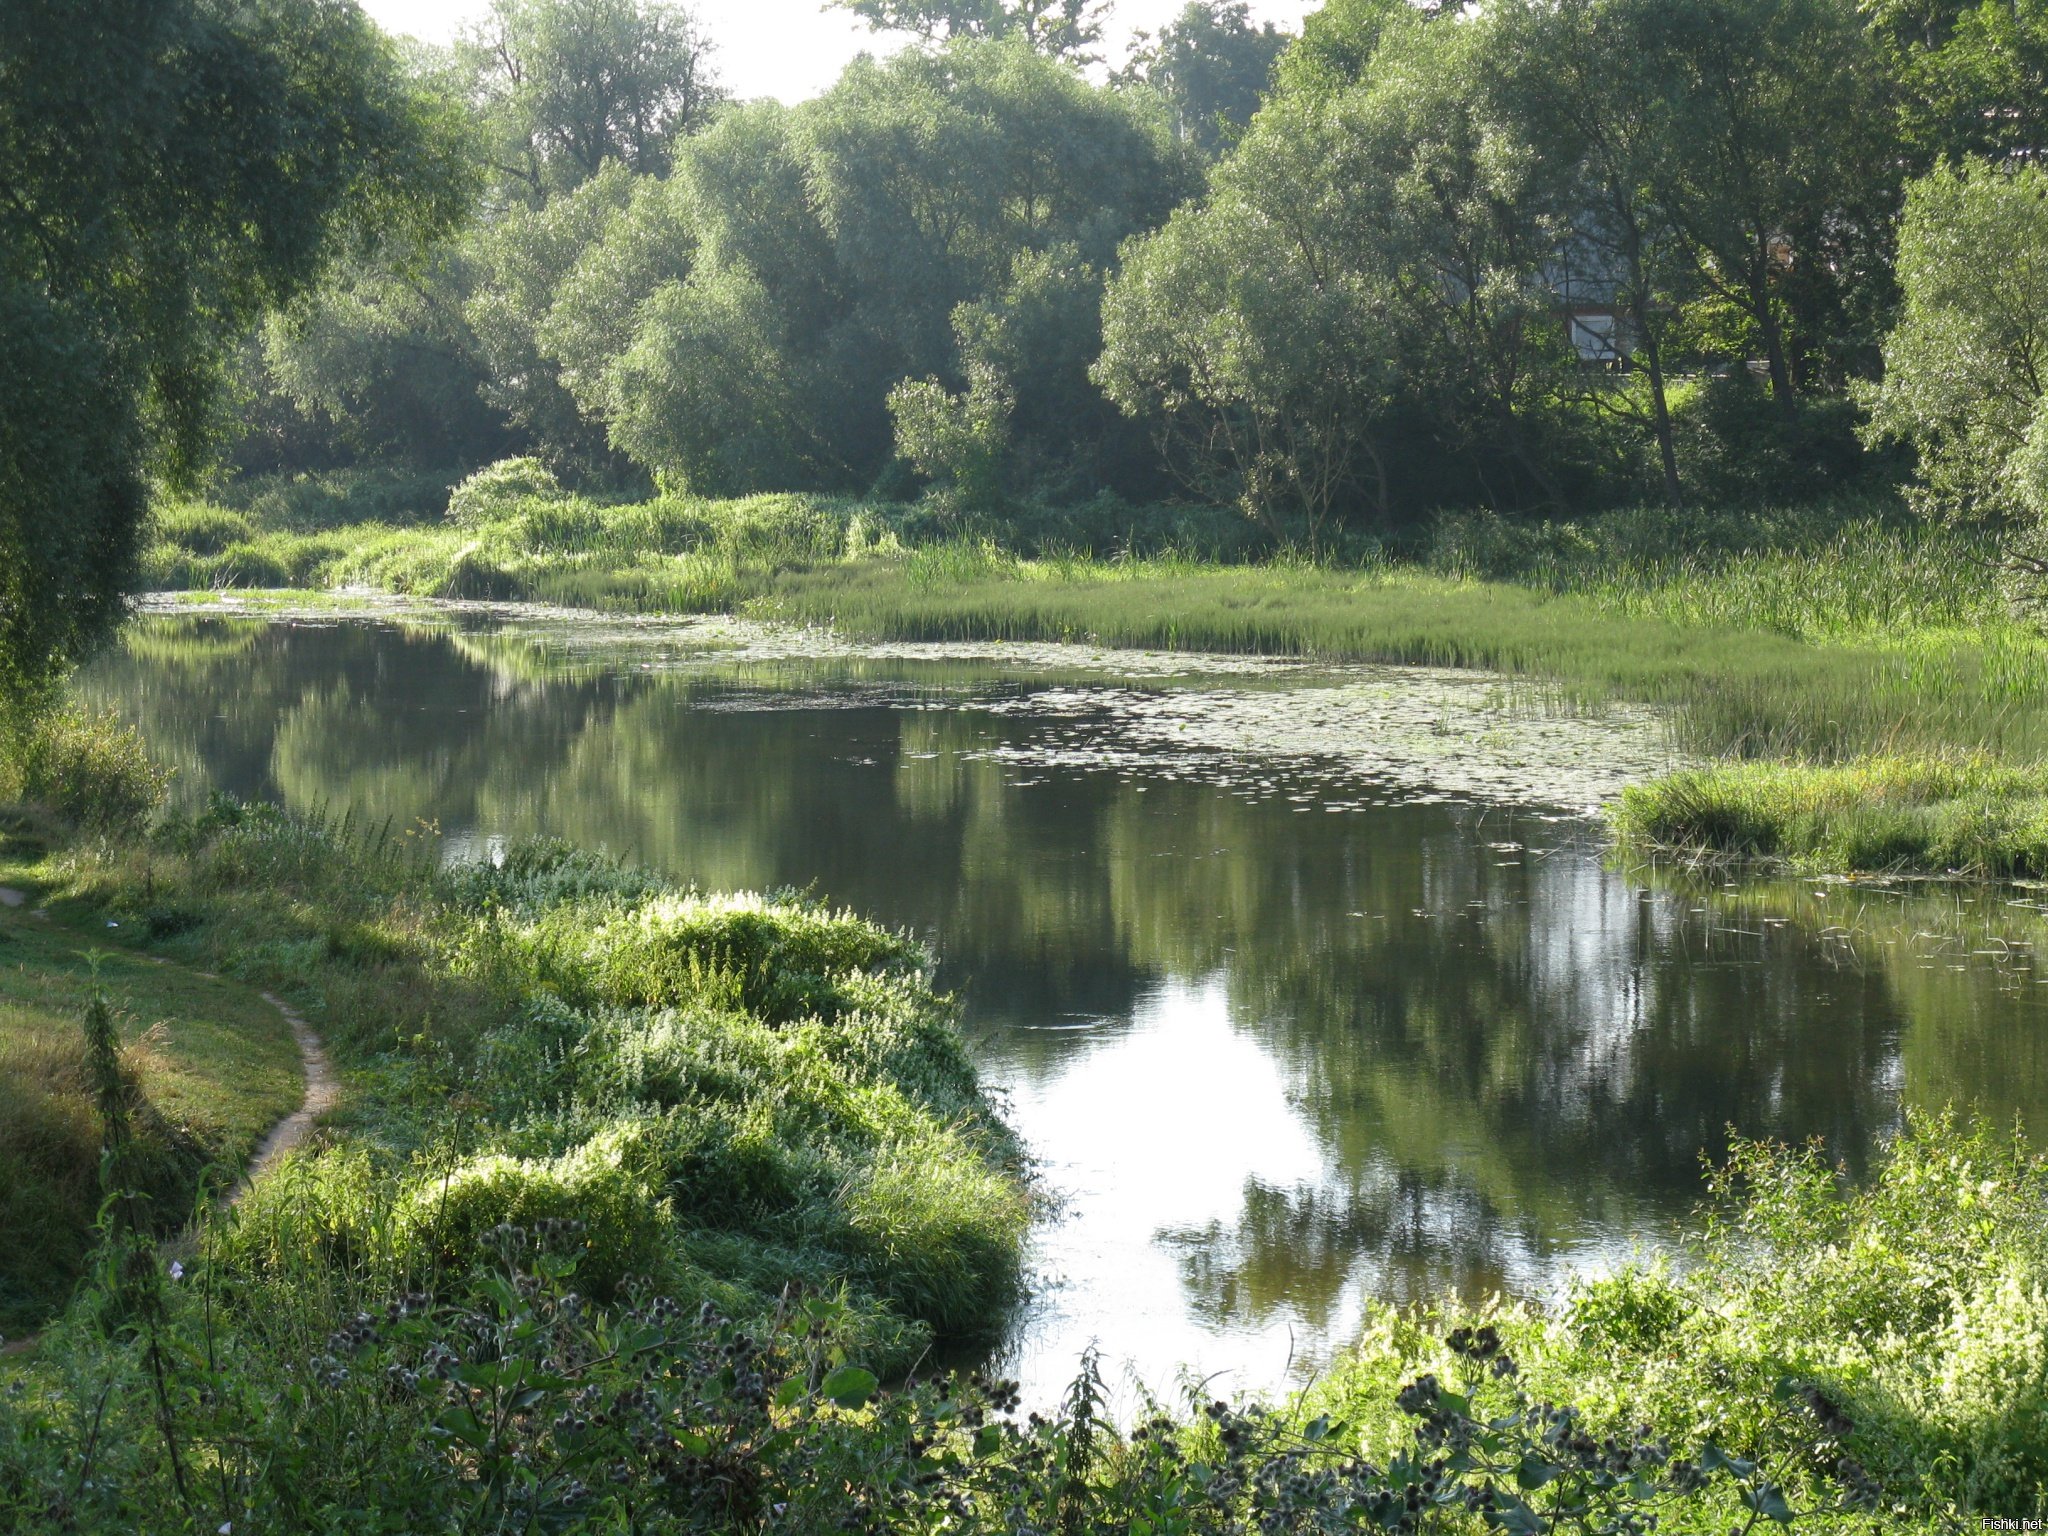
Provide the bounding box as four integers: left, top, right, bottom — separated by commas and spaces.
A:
141, 484, 2048, 876
1614, 756, 2048, 877
0, 882, 300, 1333
2, 800, 1028, 1366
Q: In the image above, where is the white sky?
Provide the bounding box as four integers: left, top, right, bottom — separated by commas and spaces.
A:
359, 1, 1322, 103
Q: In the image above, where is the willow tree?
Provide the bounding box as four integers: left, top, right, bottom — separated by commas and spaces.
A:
0, 0, 468, 713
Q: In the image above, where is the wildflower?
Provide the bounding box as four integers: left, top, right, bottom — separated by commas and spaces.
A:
168, 1261, 185, 1282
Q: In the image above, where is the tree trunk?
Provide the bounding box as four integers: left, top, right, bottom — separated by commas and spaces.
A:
1636, 306, 1682, 504
1751, 259, 1797, 425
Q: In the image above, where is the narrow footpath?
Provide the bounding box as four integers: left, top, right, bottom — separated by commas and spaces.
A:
0, 887, 339, 1356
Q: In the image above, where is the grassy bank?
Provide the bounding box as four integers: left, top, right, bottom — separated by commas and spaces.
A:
0, 883, 302, 1334
145, 484, 2048, 876
0, 788, 1031, 1369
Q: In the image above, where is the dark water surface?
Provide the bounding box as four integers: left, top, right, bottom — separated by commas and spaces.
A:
91, 611, 2048, 1406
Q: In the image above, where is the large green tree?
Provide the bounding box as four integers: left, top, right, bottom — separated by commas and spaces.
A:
0, 0, 467, 709
1118, 2, 1291, 158
461, 0, 722, 201
552, 38, 1185, 496
1621, 0, 1893, 417
258, 1, 722, 483
828, 0, 1113, 62
1859, 160, 2048, 524
1866, 0, 2048, 165
1098, 5, 1576, 533
1486, 0, 1693, 503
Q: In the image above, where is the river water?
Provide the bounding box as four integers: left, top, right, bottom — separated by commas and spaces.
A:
91, 603, 2048, 1407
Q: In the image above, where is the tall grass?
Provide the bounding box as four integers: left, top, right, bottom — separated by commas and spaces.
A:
142, 484, 2048, 873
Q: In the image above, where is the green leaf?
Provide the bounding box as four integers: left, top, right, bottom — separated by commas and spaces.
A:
773, 1378, 807, 1409
821, 1365, 877, 1409
1744, 1483, 1795, 1523
1516, 1454, 1561, 1491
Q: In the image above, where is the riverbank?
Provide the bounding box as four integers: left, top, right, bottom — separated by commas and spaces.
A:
0, 778, 2040, 1529
1, 790, 1030, 1365
145, 488, 2048, 877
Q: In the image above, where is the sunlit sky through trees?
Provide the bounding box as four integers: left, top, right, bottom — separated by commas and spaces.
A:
359, 0, 1320, 102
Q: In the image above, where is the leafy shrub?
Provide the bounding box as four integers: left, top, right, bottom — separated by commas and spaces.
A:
215, 1144, 392, 1280
1, 710, 169, 832
393, 1127, 673, 1298
445, 457, 567, 528
889, 364, 1013, 514
1667, 374, 1874, 506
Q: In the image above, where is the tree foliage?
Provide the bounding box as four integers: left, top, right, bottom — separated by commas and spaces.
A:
548, 38, 1186, 496
1119, 2, 1291, 158
0, 0, 467, 708
461, 0, 722, 199
1859, 160, 2048, 523
829, 0, 1113, 62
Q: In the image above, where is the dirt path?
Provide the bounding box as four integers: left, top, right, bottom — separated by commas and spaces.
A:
241, 992, 341, 1189
0, 893, 338, 1357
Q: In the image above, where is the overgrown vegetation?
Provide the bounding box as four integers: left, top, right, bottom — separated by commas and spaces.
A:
1, 794, 1029, 1367
0, 775, 2038, 1529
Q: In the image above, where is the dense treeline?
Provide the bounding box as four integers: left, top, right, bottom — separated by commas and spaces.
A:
232, 0, 2048, 546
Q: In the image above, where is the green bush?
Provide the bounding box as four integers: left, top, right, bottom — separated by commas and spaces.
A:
394, 1126, 673, 1299
215, 1144, 393, 1281
1, 710, 169, 832
445, 456, 566, 528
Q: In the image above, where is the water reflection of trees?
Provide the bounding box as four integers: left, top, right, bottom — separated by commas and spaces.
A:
88, 618, 2047, 1340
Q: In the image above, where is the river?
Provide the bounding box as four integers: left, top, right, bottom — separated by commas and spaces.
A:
90, 600, 2048, 1407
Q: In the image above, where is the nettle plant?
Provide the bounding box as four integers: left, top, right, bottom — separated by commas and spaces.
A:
25, 1223, 1891, 1534
348, 1267, 1886, 1532
1092, 1324, 1886, 1536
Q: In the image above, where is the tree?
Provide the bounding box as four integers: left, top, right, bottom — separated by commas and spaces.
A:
260, 242, 510, 470
0, 0, 467, 710
1487, 0, 1692, 503
1118, 2, 1291, 158
1098, 5, 1579, 534
547, 102, 853, 492
828, 0, 1113, 62
605, 264, 850, 495
1620, 0, 1892, 420
550, 39, 1184, 496
461, 0, 722, 201
1858, 160, 2048, 525
1866, 0, 2048, 166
